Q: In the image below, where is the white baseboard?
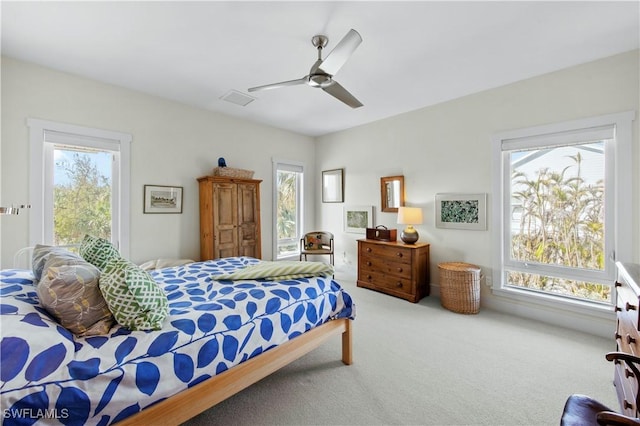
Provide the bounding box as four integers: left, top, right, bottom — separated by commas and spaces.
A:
431, 283, 615, 339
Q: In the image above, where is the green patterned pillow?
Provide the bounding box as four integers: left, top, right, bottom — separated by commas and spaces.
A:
99, 257, 168, 331
79, 234, 120, 270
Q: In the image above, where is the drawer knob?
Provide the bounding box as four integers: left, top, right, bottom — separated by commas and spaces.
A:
366, 261, 372, 266
626, 302, 637, 311
615, 281, 622, 287
625, 368, 635, 379
627, 334, 636, 345
396, 267, 403, 273
615, 332, 622, 340
367, 275, 372, 280
624, 400, 633, 410
395, 252, 403, 258
366, 247, 372, 253
615, 305, 622, 312
396, 282, 403, 288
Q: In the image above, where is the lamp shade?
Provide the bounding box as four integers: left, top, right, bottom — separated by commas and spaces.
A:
397, 207, 423, 225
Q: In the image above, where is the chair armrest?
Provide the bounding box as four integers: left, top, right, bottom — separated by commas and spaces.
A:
606, 352, 640, 380
606, 352, 640, 365
597, 411, 640, 425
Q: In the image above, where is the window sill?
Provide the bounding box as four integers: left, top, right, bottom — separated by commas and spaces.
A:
491, 285, 614, 321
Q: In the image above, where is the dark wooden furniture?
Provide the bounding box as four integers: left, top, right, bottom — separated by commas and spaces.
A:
561, 352, 640, 425
614, 263, 640, 415
198, 176, 261, 261
357, 239, 429, 302
560, 263, 640, 425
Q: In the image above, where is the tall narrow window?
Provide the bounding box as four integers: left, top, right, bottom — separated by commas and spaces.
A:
52, 145, 113, 244
28, 119, 131, 256
492, 112, 633, 308
273, 160, 304, 260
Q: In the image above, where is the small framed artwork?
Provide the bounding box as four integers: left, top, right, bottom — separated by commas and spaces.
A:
322, 168, 344, 203
144, 185, 183, 214
344, 205, 373, 234
435, 193, 487, 230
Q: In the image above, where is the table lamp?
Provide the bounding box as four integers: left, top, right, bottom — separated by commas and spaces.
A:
397, 206, 423, 244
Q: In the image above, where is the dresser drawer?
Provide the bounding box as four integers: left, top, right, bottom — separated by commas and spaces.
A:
614, 362, 638, 417
616, 317, 640, 356
358, 270, 414, 296
359, 254, 410, 279
359, 243, 412, 265
617, 281, 640, 331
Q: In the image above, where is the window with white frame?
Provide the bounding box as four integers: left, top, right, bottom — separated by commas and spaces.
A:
273, 160, 304, 259
492, 111, 634, 307
28, 119, 131, 256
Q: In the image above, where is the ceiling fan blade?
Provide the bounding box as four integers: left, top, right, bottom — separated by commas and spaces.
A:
248, 77, 307, 92
318, 29, 362, 76
322, 81, 363, 108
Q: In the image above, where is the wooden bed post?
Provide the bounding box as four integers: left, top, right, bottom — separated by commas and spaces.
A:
342, 317, 353, 365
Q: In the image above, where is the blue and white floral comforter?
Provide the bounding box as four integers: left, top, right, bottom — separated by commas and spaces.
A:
0, 257, 355, 425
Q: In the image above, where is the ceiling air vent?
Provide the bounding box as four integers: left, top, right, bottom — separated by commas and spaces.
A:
220, 90, 255, 107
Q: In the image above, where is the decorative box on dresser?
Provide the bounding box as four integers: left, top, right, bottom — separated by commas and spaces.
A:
198, 176, 262, 261
614, 261, 640, 417
357, 239, 430, 303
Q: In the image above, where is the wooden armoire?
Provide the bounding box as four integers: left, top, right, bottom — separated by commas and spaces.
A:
197, 176, 262, 261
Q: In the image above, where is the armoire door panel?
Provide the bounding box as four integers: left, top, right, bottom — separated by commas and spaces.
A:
198, 176, 262, 261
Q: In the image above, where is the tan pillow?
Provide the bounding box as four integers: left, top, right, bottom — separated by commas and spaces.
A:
37, 257, 114, 336
32, 244, 84, 281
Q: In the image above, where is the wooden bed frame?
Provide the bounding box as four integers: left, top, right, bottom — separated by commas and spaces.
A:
117, 317, 353, 425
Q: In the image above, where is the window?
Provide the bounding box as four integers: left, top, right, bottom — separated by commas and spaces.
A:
28, 119, 131, 256
492, 111, 634, 309
272, 159, 304, 259
51, 145, 113, 244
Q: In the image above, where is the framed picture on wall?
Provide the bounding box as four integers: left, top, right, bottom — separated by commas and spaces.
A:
435, 193, 487, 230
322, 168, 344, 203
344, 205, 373, 234
144, 185, 183, 214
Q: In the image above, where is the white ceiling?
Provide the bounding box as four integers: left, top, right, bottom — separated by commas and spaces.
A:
2, 1, 639, 137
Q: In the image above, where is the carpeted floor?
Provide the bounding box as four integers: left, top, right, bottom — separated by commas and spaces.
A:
183, 272, 618, 426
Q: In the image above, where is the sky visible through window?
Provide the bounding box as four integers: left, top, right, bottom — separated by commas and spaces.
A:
54, 146, 111, 185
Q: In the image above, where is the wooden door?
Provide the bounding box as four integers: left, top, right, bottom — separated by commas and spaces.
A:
213, 182, 238, 258
236, 182, 261, 258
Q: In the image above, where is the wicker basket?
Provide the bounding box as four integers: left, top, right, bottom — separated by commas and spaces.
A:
212, 167, 254, 179
438, 262, 481, 314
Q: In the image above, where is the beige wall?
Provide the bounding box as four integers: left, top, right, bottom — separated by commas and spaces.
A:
316, 49, 639, 335
1, 56, 316, 267
2, 50, 638, 336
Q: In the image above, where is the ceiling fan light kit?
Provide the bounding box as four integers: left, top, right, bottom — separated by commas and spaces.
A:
248, 29, 363, 108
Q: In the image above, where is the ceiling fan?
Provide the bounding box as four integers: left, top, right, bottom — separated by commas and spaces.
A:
248, 29, 363, 108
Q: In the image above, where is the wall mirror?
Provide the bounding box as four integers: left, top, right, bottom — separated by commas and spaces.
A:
380, 175, 405, 212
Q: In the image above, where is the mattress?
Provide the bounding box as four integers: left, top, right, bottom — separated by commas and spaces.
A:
0, 257, 355, 425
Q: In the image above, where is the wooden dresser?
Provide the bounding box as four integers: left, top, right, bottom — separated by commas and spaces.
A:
357, 239, 430, 303
198, 176, 262, 261
614, 262, 640, 417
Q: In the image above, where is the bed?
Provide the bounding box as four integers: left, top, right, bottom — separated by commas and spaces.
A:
0, 252, 355, 425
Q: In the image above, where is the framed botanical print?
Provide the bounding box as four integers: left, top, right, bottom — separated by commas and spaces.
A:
435, 193, 487, 230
